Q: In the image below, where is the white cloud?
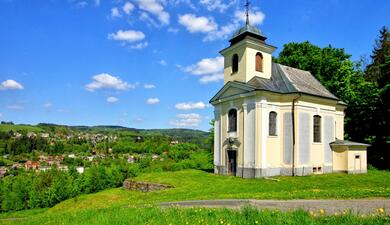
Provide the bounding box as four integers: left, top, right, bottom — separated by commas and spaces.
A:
108, 29, 145, 42
159, 59, 167, 66
200, 0, 235, 12
185, 56, 223, 75
85, 73, 134, 92
203, 22, 238, 42
0, 113, 3, 117
7, 104, 24, 110
111, 7, 122, 18
178, 14, 217, 33
138, 0, 170, 25
123, 2, 134, 15
144, 84, 156, 89
199, 73, 224, 84
146, 97, 160, 104
130, 41, 148, 49
43, 103, 52, 108
0, 79, 24, 90
170, 113, 202, 127
175, 101, 207, 110
234, 10, 266, 25
184, 56, 224, 84
107, 96, 119, 103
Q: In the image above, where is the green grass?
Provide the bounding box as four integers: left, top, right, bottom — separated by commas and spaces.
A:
1, 169, 390, 224
1, 206, 389, 225
0, 124, 43, 133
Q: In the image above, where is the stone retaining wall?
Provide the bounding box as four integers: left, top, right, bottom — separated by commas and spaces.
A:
123, 179, 173, 192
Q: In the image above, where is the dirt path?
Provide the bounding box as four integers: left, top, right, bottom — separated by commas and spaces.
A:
160, 199, 390, 215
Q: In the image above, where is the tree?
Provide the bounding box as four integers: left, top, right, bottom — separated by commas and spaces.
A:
363, 26, 390, 169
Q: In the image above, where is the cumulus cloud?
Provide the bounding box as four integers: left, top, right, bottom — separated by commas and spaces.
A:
130, 41, 148, 49
175, 101, 207, 110
199, 73, 224, 84
0, 79, 24, 90
123, 2, 134, 15
107, 96, 119, 103
7, 104, 24, 110
170, 113, 202, 127
178, 14, 217, 33
138, 0, 170, 25
159, 59, 167, 66
234, 10, 265, 25
108, 29, 145, 43
111, 7, 122, 18
185, 56, 223, 75
144, 84, 156, 89
200, 0, 235, 12
146, 97, 160, 104
183, 56, 224, 84
85, 73, 134, 92
203, 22, 238, 42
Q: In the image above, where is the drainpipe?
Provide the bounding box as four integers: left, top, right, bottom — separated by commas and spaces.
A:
292, 93, 302, 176
242, 106, 245, 178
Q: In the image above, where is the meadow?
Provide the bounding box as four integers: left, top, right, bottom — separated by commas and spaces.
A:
1, 169, 389, 224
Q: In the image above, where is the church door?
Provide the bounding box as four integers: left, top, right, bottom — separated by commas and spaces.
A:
227, 150, 237, 176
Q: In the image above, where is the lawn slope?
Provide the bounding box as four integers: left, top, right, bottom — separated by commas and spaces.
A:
1, 169, 389, 224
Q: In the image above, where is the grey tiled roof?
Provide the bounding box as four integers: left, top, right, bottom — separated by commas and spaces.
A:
247, 63, 338, 100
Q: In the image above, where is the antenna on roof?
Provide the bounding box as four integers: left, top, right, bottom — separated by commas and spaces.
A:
244, 0, 251, 25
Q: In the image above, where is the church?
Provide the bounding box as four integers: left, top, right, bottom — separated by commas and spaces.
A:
210, 19, 369, 178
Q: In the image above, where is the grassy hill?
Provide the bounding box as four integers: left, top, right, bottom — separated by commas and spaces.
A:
0, 124, 44, 133
1, 169, 389, 224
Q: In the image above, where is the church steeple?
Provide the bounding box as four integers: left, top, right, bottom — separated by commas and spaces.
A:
219, 1, 276, 84
244, 0, 250, 25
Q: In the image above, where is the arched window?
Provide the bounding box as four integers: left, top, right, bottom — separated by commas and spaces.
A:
313, 115, 321, 142
228, 109, 237, 132
232, 54, 239, 74
269, 111, 277, 136
255, 52, 263, 72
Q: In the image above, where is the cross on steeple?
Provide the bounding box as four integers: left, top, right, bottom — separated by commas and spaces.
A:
244, 0, 251, 25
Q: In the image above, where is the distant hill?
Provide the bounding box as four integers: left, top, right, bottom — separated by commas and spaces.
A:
0, 123, 209, 143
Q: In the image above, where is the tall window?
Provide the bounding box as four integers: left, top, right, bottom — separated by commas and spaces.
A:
255, 52, 263, 72
232, 54, 239, 74
269, 111, 277, 136
228, 109, 237, 132
313, 115, 321, 142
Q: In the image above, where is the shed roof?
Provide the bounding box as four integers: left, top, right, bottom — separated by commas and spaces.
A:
330, 139, 370, 147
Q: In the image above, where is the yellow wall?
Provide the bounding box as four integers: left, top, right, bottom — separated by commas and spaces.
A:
332, 146, 348, 171
245, 47, 272, 80
221, 38, 275, 84
215, 88, 347, 174
348, 150, 367, 172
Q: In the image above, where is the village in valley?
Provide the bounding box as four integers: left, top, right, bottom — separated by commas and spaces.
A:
0, 122, 207, 179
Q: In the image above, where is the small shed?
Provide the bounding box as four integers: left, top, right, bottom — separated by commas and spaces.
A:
330, 139, 370, 174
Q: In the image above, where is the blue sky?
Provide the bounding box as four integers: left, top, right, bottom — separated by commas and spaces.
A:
0, 0, 389, 131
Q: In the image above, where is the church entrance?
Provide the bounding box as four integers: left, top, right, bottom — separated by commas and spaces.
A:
227, 150, 237, 176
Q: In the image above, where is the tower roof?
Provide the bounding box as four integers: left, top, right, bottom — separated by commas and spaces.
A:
229, 24, 267, 45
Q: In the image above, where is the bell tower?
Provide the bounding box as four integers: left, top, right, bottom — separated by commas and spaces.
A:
220, 1, 276, 84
